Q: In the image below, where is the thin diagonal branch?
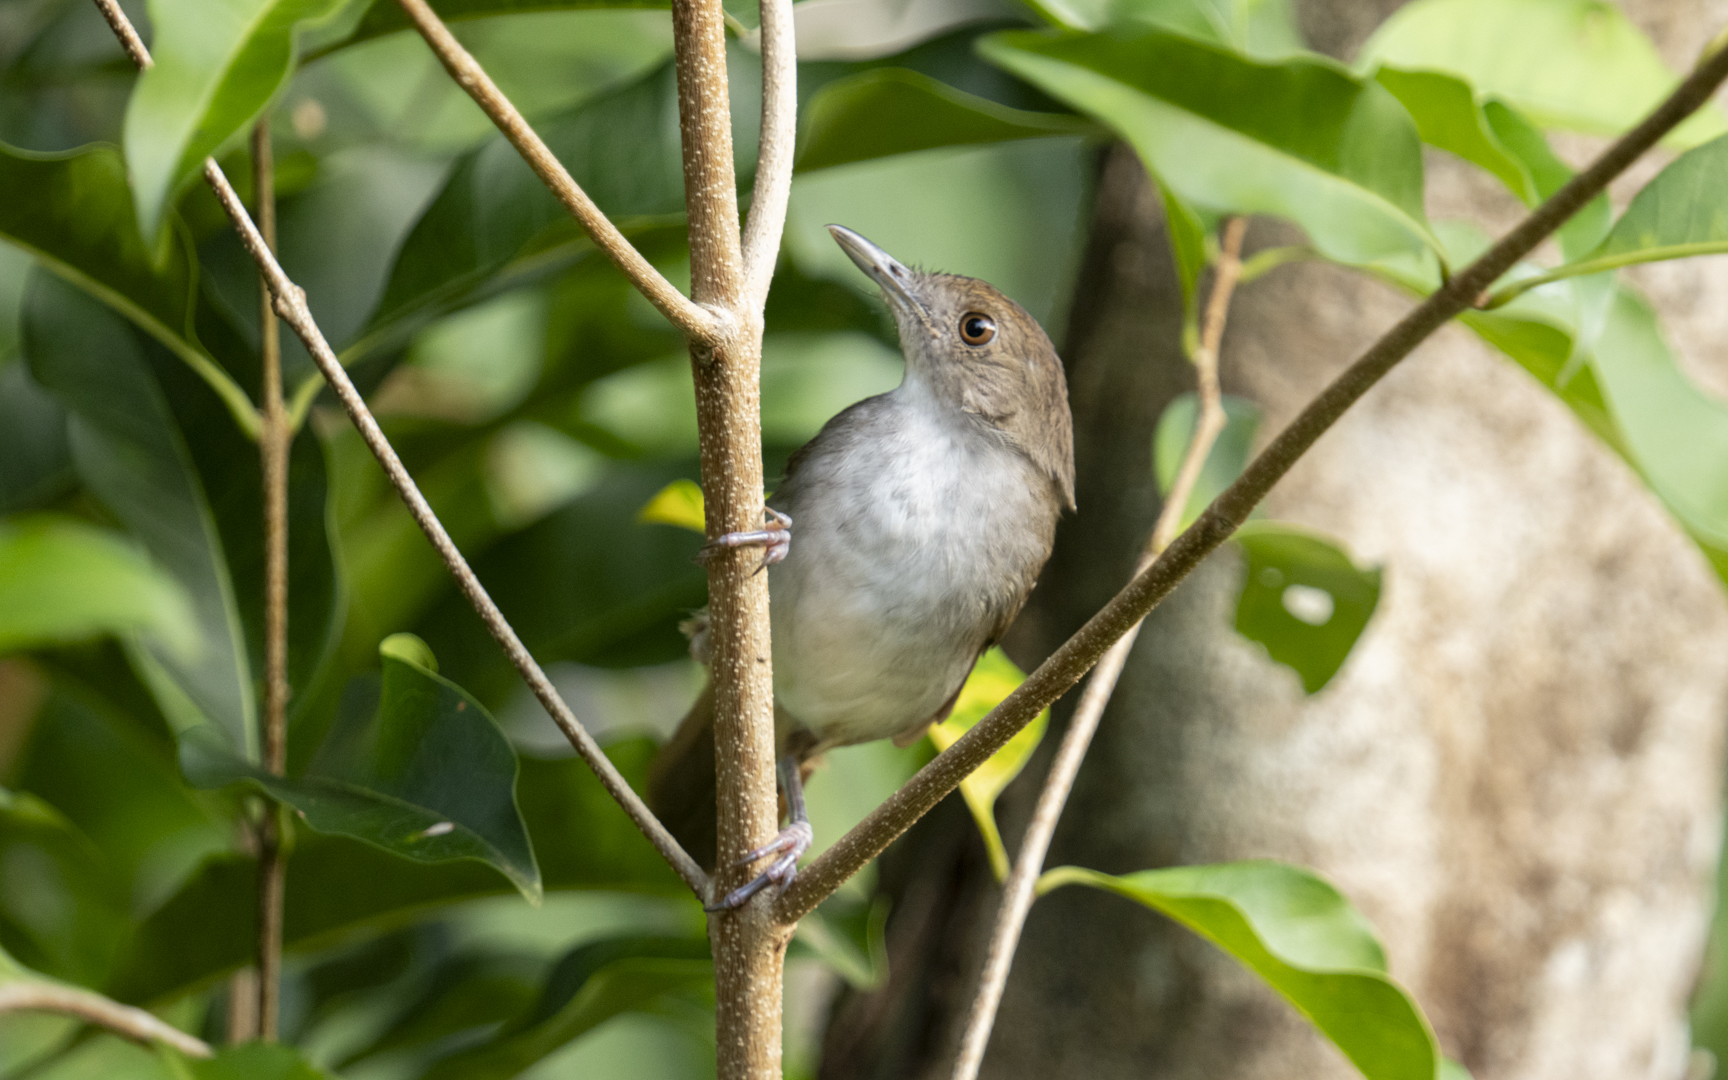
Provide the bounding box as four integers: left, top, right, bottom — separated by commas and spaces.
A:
252, 116, 288, 1044
776, 32, 1728, 924
949, 217, 1247, 1080
392, 0, 729, 347
739, 0, 796, 306
0, 982, 212, 1058
90, 0, 710, 899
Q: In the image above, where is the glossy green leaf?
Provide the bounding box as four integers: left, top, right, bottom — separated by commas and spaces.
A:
637, 479, 707, 533
108, 740, 681, 1005
1479, 101, 1611, 260
981, 29, 1439, 271
1161, 188, 1209, 350
0, 515, 200, 659
182, 634, 541, 900
1359, 0, 1725, 148
1024, 0, 1304, 56
797, 68, 1090, 174
418, 936, 712, 1080
159, 1041, 334, 1080
25, 275, 258, 758
1233, 521, 1382, 694
0, 145, 255, 433
336, 951, 543, 1068
927, 648, 1047, 880
1373, 67, 1536, 202
1040, 862, 1440, 1080
123, 0, 347, 241
1153, 392, 1263, 531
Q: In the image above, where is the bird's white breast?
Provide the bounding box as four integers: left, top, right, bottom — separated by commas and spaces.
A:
767, 387, 1053, 749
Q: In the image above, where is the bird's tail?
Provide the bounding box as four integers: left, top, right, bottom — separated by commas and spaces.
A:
648, 681, 719, 871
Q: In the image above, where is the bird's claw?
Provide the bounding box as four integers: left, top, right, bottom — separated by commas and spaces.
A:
698, 508, 792, 574
705, 821, 813, 912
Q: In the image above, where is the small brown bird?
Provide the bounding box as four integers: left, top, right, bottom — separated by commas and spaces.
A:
649, 225, 1075, 909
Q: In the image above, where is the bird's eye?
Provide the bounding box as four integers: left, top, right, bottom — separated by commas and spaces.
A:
959, 312, 996, 346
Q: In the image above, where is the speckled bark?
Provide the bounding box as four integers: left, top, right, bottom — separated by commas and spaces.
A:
818, 3, 1728, 1078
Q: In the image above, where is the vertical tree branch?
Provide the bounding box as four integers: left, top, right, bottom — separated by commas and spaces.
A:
669, 0, 786, 1076
948, 217, 1247, 1080
252, 117, 288, 1044
739, 0, 796, 306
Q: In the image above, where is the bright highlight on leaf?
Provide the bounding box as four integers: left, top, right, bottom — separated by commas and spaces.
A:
637, 478, 708, 533
1233, 521, 1382, 694
0, 515, 201, 660
928, 647, 1048, 880
1039, 861, 1443, 1080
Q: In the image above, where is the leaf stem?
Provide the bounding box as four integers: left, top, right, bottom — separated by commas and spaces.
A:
391, 0, 730, 348
253, 117, 289, 1044
0, 982, 211, 1058
1484, 241, 1728, 307
88, 0, 711, 899
775, 25, 1728, 924
947, 216, 1248, 1080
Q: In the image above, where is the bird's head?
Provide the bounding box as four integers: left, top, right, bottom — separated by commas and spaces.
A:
826, 224, 1075, 509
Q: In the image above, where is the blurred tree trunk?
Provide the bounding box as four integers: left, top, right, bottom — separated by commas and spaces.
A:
818, 3, 1728, 1078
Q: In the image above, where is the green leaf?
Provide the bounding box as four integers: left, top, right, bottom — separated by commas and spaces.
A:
418, 936, 712, 1080
790, 898, 890, 990
927, 648, 1048, 880
1025, 0, 1304, 56
981, 28, 1440, 271
107, 740, 683, 1006
1359, 0, 1726, 148
1153, 392, 1263, 531
0, 360, 74, 514
0, 144, 256, 434
1372, 67, 1536, 203
123, 0, 347, 241
182, 634, 542, 901
636, 479, 707, 533
160, 1041, 334, 1080
1040, 861, 1440, 1080
1161, 188, 1209, 352
1589, 287, 1728, 569
1479, 101, 1610, 260
1493, 134, 1728, 302
335, 0, 673, 53
0, 515, 201, 660
1232, 521, 1382, 694
335, 951, 543, 1068
25, 274, 258, 758
0, 786, 130, 987
797, 68, 1091, 174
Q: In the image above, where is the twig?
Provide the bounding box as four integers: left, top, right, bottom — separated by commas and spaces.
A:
90, 0, 149, 70
739, 0, 796, 307
775, 32, 1728, 924
0, 982, 212, 1058
89, 0, 709, 898
252, 117, 288, 1044
392, 0, 728, 347
949, 217, 1247, 1080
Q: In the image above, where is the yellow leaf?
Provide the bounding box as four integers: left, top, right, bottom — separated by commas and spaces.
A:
637, 479, 706, 533
928, 647, 1048, 880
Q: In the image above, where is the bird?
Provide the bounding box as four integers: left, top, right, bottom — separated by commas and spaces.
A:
648, 225, 1075, 911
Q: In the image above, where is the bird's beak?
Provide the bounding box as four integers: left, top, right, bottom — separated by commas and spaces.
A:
826, 224, 934, 331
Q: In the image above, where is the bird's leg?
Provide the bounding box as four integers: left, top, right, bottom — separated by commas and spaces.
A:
698, 508, 791, 575
706, 752, 813, 912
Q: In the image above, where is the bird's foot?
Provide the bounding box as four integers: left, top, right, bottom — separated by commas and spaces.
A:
704, 820, 813, 912
698, 509, 791, 575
